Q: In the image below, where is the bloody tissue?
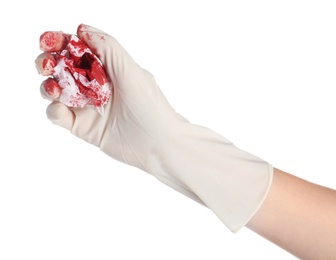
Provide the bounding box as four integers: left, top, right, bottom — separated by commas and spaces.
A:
36, 31, 111, 115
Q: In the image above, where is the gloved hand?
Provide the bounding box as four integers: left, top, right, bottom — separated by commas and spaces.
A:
40, 24, 273, 233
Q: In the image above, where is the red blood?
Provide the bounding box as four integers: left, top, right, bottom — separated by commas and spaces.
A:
86, 59, 107, 85
58, 35, 109, 107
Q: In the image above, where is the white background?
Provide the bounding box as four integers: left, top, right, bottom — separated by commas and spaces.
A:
1, 1, 336, 259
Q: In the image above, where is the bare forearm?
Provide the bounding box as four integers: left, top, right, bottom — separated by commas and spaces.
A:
246, 168, 336, 259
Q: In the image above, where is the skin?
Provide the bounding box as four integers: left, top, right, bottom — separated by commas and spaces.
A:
246, 168, 336, 260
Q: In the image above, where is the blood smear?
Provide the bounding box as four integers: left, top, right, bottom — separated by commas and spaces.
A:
42, 78, 62, 99
35, 53, 57, 76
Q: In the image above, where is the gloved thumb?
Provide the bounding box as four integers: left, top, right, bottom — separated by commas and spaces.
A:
76, 24, 139, 87
46, 102, 75, 130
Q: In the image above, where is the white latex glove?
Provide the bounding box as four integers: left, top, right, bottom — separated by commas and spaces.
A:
41, 24, 273, 233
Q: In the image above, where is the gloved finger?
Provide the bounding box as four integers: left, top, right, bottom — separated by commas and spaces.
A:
35, 52, 57, 76
40, 78, 62, 101
47, 100, 110, 146
46, 102, 75, 130
76, 24, 140, 88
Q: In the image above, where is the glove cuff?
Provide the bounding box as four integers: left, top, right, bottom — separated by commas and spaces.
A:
148, 120, 273, 232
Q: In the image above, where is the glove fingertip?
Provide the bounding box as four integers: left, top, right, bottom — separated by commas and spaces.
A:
76, 24, 107, 45
77, 24, 104, 35
46, 102, 74, 130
